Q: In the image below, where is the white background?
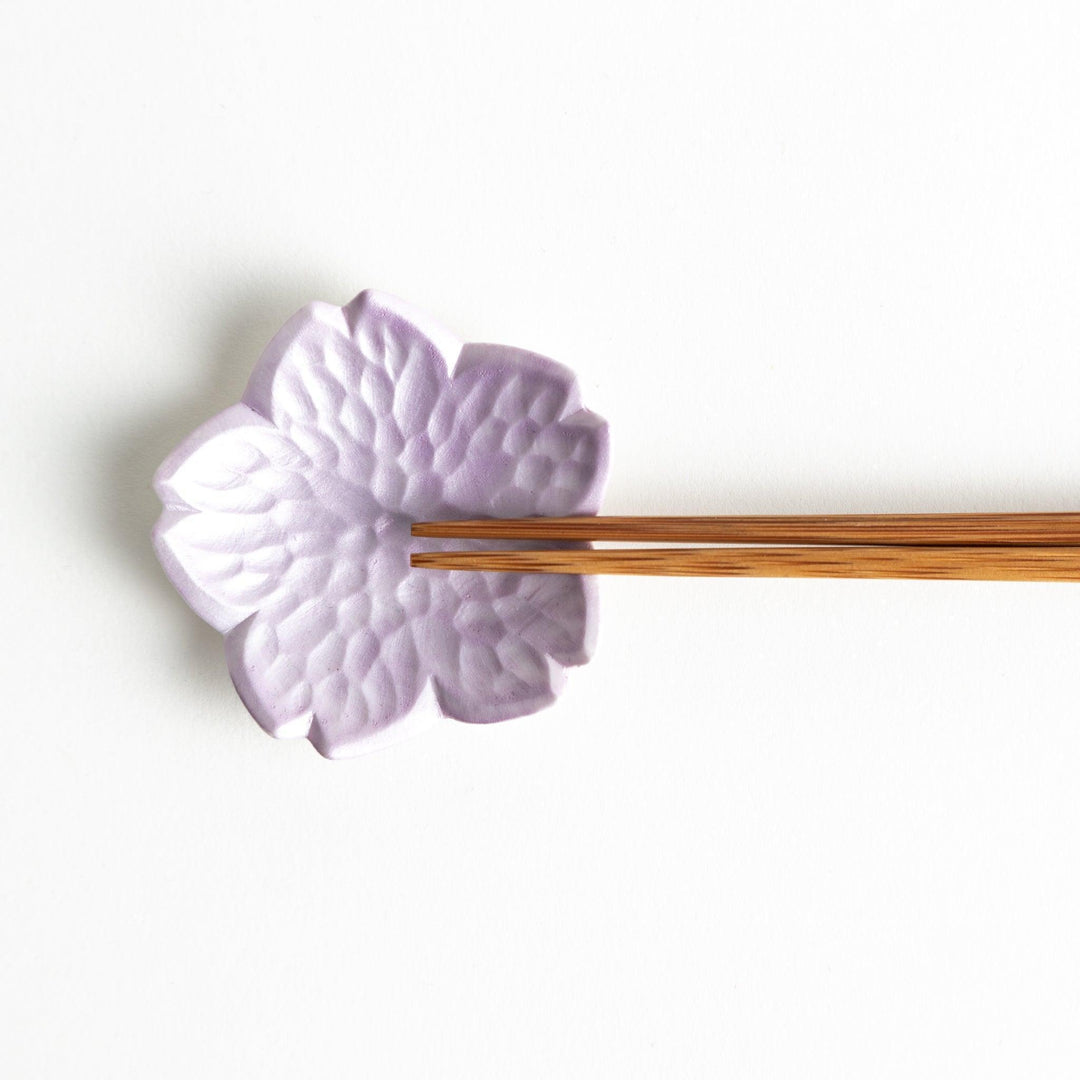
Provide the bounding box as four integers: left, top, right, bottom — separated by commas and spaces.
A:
4, 2, 1080, 1076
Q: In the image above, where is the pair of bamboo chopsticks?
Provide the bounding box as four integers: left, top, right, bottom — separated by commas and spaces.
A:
410, 513, 1080, 581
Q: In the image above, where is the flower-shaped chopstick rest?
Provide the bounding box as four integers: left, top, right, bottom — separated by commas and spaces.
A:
153, 291, 609, 757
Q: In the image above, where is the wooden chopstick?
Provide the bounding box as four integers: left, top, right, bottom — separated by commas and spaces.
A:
411, 514, 1080, 580
410, 545, 1080, 581
412, 513, 1080, 547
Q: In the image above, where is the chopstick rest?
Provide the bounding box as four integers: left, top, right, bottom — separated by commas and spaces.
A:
153, 290, 609, 757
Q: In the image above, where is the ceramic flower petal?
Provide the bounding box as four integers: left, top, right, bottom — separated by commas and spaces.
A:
153, 290, 609, 757
429, 570, 597, 724
444, 343, 608, 518
154, 404, 308, 633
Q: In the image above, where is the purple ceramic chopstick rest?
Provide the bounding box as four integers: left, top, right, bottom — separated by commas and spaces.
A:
153, 291, 609, 756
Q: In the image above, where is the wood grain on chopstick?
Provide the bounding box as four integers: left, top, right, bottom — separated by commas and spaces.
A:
411, 545, 1080, 581
412, 513, 1080, 546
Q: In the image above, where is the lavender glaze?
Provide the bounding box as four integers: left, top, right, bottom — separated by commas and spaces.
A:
153, 291, 609, 756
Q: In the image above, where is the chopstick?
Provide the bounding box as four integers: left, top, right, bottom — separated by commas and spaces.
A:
412, 513, 1080, 546
409, 513, 1080, 580
410, 545, 1080, 581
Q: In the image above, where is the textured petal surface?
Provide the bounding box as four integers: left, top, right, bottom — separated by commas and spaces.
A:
153, 404, 310, 633
242, 291, 457, 501
425, 567, 597, 724
442, 343, 608, 517
153, 291, 610, 756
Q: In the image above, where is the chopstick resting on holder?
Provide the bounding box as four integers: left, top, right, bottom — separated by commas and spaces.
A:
410, 514, 1080, 581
